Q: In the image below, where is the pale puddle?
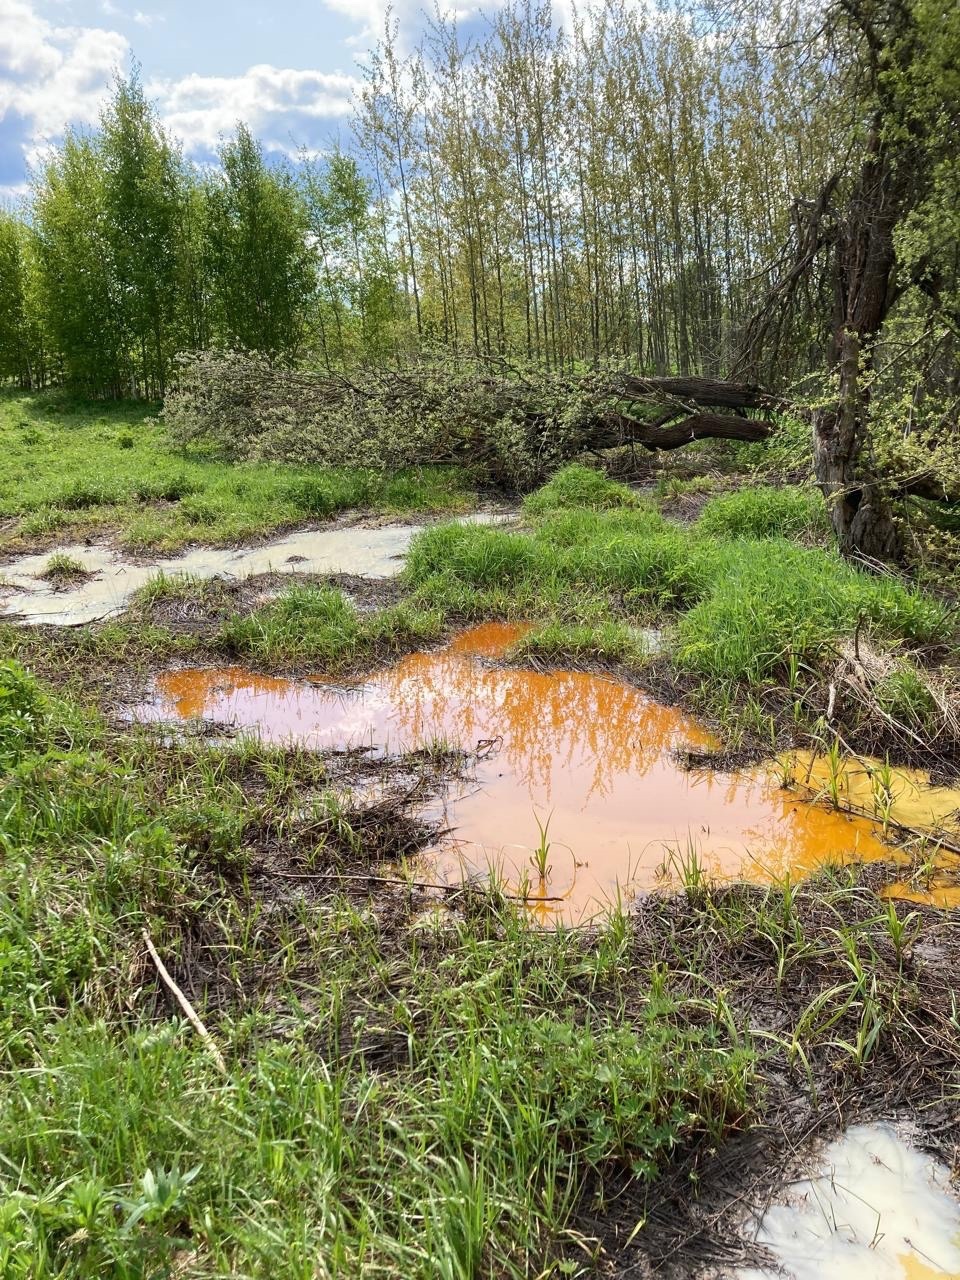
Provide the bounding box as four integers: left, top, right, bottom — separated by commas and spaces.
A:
0, 513, 512, 627
739, 1123, 960, 1280
132, 622, 960, 922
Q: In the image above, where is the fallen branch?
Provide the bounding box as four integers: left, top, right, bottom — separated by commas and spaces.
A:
267, 868, 566, 902
142, 929, 228, 1075
603, 410, 773, 452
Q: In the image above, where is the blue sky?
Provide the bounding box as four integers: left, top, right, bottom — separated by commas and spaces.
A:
0, 0, 484, 201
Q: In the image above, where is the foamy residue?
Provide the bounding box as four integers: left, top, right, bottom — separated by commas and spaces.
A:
740, 1123, 960, 1280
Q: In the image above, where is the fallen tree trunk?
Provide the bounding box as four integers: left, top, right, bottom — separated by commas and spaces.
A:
164, 350, 781, 484
611, 374, 772, 411
600, 410, 773, 452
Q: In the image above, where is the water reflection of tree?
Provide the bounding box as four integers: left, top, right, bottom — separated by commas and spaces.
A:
153, 649, 718, 804
378, 652, 714, 801
153, 667, 296, 722
153, 651, 900, 916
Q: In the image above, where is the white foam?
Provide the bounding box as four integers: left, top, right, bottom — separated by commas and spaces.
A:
0, 513, 514, 627
740, 1123, 960, 1280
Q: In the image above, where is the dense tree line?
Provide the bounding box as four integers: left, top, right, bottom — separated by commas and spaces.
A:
356, 1, 837, 374
1, 0, 958, 563
0, 2, 839, 394
0, 76, 395, 396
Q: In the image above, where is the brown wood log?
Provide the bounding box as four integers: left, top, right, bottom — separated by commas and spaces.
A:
611, 375, 769, 411
601, 410, 773, 451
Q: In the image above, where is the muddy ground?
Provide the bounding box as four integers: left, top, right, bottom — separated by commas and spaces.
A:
3, 501, 959, 1278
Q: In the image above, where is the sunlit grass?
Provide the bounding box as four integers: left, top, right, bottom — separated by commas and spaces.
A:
219, 583, 445, 668
405, 480, 946, 685
0, 389, 476, 554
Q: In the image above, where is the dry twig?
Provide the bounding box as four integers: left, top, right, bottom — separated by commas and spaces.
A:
142, 928, 228, 1075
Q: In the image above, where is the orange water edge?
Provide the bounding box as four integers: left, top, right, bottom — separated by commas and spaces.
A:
898, 1257, 960, 1280
137, 622, 955, 923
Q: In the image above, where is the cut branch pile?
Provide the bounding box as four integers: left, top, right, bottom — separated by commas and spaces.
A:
163, 351, 782, 484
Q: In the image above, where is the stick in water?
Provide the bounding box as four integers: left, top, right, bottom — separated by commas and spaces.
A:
142, 929, 227, 1076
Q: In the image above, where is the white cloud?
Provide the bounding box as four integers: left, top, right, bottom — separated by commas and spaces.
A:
0, 0, 128, 145
321, 0, 583, 55
150, 64, 360, 156
0, 180, 30, 206
0, 1, 360, 181
323, 0, 492, 48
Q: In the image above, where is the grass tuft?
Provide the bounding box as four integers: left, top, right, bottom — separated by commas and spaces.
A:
512, 620, 651, 667
407, 511, 946, 688
219, 583, 444, 667
697, 485, 827, 540
40, 553, 91, 584
522, 462, 642, 515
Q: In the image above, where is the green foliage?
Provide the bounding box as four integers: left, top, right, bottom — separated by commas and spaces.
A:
0, 212, 47, 390
0, 661, 49, 768
161, 353, 599, 486
300, 149, 400, 364
205, 125, 314, 357
523, 463, 641, 515
219, 584, 444, 667
697, 486, 827, 540
0, 392, 474, 553
32, 74, 189, 398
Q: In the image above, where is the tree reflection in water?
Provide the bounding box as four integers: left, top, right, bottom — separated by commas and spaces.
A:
143, 622, 896, 921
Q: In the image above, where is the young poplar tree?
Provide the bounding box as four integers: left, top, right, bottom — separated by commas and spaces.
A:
301, 150, 398, 365
205, 124, 315, 358
0, 213, 47, 389
34, 132, 126, 396
99, 72, 186, 397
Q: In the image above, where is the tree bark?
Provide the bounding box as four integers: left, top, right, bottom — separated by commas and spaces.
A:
612, 374, 769, 411
810, 126, 903, 560
602, 409, 772, 451
813, 332, 900, 559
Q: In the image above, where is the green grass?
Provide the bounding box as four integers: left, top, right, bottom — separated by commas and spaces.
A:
522, 462, 642, 515
0, 390, 476, 554
219, 583, 445, 668
696, 485, 828, 540
0, 659, 756, 1277
40, 552, 91, 583
511, 620, 652, 666
673, 539, 944, 681
405, 474, 946, 687
0, 442, 957, 1280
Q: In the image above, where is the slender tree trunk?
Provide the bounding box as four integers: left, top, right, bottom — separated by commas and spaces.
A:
813, 330, 899, 558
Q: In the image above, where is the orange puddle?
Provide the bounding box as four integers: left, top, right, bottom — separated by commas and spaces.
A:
139, 623, 955, 922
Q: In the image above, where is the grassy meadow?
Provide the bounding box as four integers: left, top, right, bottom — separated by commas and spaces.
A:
0, 390, 475, 555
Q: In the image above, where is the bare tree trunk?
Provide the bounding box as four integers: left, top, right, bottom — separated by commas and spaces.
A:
813, 329, 900, 559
